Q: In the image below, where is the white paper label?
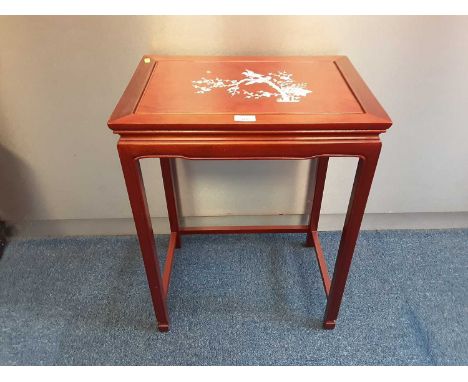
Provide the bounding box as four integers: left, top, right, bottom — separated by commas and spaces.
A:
234, 115, 256, 122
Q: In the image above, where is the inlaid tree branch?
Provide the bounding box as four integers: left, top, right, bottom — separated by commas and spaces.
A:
192, 69, 312, 103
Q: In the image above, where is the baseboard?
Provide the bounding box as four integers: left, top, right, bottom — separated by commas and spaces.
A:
13, 212, 468, 238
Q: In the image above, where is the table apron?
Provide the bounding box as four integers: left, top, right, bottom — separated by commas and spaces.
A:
117, 138, 381, 160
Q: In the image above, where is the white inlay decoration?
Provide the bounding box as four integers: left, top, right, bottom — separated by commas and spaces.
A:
192, 69, 312, 103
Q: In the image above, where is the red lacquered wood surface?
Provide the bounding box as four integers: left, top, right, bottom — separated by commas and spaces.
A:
306, 157, 329, 246
108, 55, 392, 332
160, 159, 181, 248
108, 55, 391, 132
137, 60, 362, 115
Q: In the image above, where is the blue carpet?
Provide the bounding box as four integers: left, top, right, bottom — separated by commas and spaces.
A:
0, 229, 467, 365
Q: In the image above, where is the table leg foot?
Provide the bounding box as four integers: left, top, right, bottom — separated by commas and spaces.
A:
158, 323, 170, 332
322, 320, 336, 330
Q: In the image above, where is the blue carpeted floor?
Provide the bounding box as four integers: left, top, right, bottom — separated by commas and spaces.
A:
0, 229, 467, 365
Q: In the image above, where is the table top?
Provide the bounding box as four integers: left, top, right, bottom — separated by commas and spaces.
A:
108, 56, 392, 133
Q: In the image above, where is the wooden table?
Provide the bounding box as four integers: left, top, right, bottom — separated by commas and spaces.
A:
108, 56, 392, 332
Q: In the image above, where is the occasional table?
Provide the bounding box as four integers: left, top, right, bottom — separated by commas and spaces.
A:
108, 56, 392, 331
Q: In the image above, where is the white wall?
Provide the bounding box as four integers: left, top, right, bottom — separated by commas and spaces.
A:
1, 16, 467, 229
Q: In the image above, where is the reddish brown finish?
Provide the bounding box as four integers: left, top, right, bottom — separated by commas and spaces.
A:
323, 147, 381, 329
117, 144, 169, 332
310, 231, 331, 296
306, 157, 329, 246
180, 225, 309, 235
110, 57, 156, 121
108, 55, 392, 332
108, 56, 391, 132
160, 158, 181, 248
162, 232, 178, 297
137, 60, 362, 115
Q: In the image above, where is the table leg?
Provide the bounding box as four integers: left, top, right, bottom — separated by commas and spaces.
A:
118, 145, 170, 332
323, 146, 381, 329
306, 157, 329, 247
160, 158, 181, 248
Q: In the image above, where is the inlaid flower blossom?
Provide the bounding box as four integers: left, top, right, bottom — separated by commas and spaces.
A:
192, 69, 312, 103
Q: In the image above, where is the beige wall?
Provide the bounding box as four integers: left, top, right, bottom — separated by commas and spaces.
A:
1, 16, 468, 227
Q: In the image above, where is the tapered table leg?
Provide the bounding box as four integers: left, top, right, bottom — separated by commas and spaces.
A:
118, 144, 170, 332
323, 145, 381, 329
306, 157, 329, 247
160, 158, 181, 248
